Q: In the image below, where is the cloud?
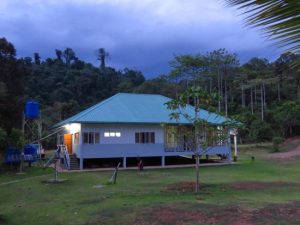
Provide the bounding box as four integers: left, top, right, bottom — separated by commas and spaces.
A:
0, 0, 278, 77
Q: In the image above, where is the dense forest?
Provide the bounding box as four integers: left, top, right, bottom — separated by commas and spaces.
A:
1, 37, 300, 150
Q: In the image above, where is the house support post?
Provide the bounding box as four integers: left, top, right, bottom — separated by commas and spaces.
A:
80, 157, 83, 170
123, 157, 127, 168
161, 156, 165, 167
234, 134, 238, 161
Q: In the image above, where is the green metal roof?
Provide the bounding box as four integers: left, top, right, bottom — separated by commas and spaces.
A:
53, 93, 229, 128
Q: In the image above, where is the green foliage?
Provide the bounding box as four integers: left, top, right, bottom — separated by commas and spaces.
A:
225, 1, 300, 58
0, 127, 7, 151
2, 36, 300, 147
7, 128, 26, 150
0, 37, 26, 134
272, 101, 300, 137
272, 136, 284, 153
165, 86, 228, 151
248, 119, 274, 143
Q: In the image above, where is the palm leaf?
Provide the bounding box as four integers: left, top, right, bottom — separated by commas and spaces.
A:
225, 0, 300, 56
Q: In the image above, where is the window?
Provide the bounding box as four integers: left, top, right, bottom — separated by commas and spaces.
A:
83, 132, 99, 144
88, 132, 94, 144
135, 132, 155, 144
74, 132, 79, 144
104, 132, 121, 137
95, 133, 100, 144
83, 133, 89, 144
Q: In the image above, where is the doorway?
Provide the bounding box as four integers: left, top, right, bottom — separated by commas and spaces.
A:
64, 134, 73, 154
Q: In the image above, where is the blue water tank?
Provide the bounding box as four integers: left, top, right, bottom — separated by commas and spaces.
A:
25, 101, 40, 119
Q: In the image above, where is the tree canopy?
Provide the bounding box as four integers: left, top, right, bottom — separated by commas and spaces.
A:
1, 37, 300, 150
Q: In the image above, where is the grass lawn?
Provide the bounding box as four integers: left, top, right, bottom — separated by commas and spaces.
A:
1, 145, 300, 225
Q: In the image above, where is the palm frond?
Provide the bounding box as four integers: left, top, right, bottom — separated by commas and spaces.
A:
225, 0, 300, 54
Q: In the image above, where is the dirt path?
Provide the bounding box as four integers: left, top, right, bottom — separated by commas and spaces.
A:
0, 174, 50, 186
268, 139, 300, 159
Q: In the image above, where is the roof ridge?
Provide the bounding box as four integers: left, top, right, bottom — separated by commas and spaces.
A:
118, 92, 166, 97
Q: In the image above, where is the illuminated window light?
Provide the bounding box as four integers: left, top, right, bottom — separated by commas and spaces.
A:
104, 132, 121, 137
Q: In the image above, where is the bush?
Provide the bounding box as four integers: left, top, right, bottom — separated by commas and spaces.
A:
272, 136, 284, 152
248, 119, 274, 143
7, 128, 26, 150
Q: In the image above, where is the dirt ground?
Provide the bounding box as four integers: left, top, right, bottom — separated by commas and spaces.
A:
268, 137, 300, 159
267, 147, 300, 159
150, 181, 300, 224
134, 202, 300, 225
229, 181, 300, 190
163, 181, 300, 193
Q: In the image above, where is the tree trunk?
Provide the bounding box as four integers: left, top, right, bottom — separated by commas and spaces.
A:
297, 81, 300, 103
241, 85, 245, 108
218, 68, 221, 112
186, 80, 189, 104
254, 85, 257, 105
195, 154, 200, 192
220, 72, 223, 106
250, 86, 253, 114
194, 97, 200, 193
225, 79, 228, 117
261, 84, 264, 121
277, 82, 281, 102
263, 82, 266, 109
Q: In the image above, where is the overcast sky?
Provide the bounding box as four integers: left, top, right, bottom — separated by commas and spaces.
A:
0, 0, 279, 77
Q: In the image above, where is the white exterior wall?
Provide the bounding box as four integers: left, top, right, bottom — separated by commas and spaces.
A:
60, 123, 231, 169
77, 124, 165, 159
82, 124, 164, 144
57, 123, 82, 155
75, 123, 231, 159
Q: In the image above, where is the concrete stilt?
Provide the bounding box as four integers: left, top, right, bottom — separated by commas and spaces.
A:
80, 157, 84, 170
234, 135, 238, 161
123, 157, 127, 168
161, 156, 165, 167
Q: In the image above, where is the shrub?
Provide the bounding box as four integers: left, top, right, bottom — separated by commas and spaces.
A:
248, 120, 274, 143
7, 128, 26, 150
272, 136, 284, 152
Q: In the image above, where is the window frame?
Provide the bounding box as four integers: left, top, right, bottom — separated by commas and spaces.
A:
135, 132, 155, 144
74, 132, 79, 145
82, 132, 100, 144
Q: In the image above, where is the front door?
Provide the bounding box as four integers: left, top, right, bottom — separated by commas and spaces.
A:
64, 134, 73, 154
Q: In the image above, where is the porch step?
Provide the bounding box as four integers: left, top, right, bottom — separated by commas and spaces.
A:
69, 154, 80, 170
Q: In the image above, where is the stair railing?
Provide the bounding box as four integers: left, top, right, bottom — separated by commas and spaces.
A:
58, 145, 70, 170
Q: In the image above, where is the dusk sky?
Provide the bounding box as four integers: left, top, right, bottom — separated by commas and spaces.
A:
0, 0, 279, 77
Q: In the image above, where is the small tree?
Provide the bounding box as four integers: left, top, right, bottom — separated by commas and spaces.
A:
165, 86, 228, 193
97, 48, 109, 70
272, 136, 284, 153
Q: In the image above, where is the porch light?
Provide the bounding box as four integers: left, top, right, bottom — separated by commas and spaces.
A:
64, 123, 80, 133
